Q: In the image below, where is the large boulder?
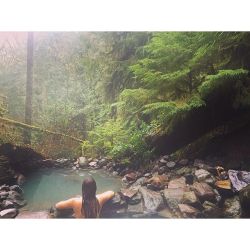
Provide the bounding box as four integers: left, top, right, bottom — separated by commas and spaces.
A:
163, 188, 187, 203
178, 204, 200, 218
194, 169, 211, 182
163, 188, 185, 218
78, 157, 88, 168
223, 196, 242, 218
130, 177, 147, 188
100, 193, 127, 218
0, 208, 18, 218
163, 188, 200, 209
239, 184, 250, 218
202, 201, 223, 218
168, 177, 187, 189
120, 188, 138, 200
192, 182, 216, 202
139, 187, 164, 212
182, 191, 200, 208
145, 174, 168, 190
104, 193, 127, 209
124, 172, 137, 182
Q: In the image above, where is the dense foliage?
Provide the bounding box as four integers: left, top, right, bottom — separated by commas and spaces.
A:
0, 32, 250, 163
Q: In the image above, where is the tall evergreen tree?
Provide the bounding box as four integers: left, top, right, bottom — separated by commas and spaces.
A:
23, 32, 34, 144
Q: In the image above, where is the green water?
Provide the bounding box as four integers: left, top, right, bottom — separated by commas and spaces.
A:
22, 168, 122, 211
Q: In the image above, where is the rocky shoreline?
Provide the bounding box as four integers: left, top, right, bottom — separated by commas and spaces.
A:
98, 156, 250, 218
1, 154, 250, 218
0, 184, 27, 218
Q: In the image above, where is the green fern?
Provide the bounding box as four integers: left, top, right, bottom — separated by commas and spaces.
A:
198, 69, 249, 100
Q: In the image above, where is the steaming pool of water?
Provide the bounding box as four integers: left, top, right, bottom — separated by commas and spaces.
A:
22, 168, 122, 211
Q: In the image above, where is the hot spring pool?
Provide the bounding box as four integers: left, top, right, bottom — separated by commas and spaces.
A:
22, 168, 122, 211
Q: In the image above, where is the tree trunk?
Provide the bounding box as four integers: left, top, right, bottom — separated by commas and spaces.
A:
188, 71, 193, 94
23, 32, 34, 145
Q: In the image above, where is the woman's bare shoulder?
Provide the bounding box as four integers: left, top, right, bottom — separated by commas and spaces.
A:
97, 191, 115, 205
73, 196, 82, 204
55, 196, 82, 209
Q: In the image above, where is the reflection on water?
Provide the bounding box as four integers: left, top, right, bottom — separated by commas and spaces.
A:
22, 168, 122, 211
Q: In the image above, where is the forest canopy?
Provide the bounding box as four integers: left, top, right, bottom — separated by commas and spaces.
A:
0, 32, 250, 162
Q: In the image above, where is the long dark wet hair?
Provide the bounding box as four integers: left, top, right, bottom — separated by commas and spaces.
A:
81, 176, 100, 218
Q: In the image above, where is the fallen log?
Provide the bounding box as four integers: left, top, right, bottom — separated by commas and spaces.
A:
0, 116, 84, 143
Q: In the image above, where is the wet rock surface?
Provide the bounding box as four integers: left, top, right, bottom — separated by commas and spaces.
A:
1, 151, 250, 219
145, 175, 168, 190
139, 187, 164, 212
223, 196, 242, 218
195, 169, 211, 182
163, 188, 187, 203
0, 184, 27, 218
202, 201, 223, 218
97, 156, 250, 219
239, 184, 250, 217
77, 157, 88, 168
16, 211, 51, 219
0, 208, 18, 218
168, 177, 187, 189
182, 191, 200, 207
178, 204, 200, 218
192, 182, 216, 202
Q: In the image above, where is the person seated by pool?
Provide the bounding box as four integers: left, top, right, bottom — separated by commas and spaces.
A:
55, 176, 115, 218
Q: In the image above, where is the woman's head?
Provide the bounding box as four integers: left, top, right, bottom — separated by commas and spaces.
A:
81, 176, 100, 218
82, 176, 97, 199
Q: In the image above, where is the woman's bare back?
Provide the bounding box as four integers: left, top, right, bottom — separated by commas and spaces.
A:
55, 191, 115, 218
